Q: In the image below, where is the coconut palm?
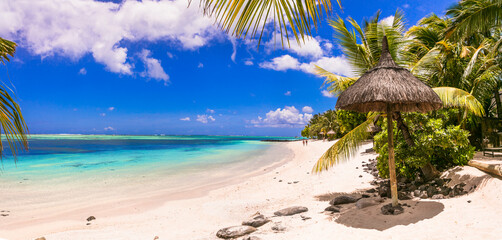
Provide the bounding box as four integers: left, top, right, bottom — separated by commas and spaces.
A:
312, 11, 489, 176
0, 37, 29, 159
445, 0, 502, 40
198, 0, 341, 46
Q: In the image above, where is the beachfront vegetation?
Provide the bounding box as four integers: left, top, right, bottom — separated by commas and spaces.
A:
301, 109, 365, 139
0, 37, 29, 159
374, 109, 475, 179
311, 0, 502, 179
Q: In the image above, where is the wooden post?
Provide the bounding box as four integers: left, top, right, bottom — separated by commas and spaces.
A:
387, 105, 398, 207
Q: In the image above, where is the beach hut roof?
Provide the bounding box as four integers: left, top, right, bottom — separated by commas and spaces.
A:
327, 130, 336, 135
335, 36, 442, 113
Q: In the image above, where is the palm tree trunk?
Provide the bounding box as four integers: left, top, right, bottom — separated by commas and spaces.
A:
394, 112, 440, 180
387, 107, 399, 207
494, 88, 502, 118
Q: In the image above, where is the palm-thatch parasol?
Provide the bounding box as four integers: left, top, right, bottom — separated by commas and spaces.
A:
327, 130, 336, 135
335, 36, 442, 207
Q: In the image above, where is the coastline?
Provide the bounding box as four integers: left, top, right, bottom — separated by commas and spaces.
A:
2, 140, 502, 240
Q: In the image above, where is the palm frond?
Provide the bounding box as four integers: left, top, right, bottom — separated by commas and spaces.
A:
198, 0, 340, 46
433, 87, 485, 116
313, 112, 380, 173
315, 65, 357, 96
0, 37, 16, 64
445, 0, 502, 39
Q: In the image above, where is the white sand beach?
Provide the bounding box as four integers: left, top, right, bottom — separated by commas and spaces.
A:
2, 140, 502, 240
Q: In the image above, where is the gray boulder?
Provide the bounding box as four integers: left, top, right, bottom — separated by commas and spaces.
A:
271, 222, 286, 231
355, 198, 380, 209
324, 205, 340, 212
242, 214, 270, 228
241, 236, 262, 240
329, 195, 358, 205
216, 226, 256, 239
274, 206, 308, 216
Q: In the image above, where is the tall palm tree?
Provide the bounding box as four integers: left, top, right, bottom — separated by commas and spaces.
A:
0, 37, 29, 159
198, 0, 341, 46
445, 0, 502, 40
312, 11, 487, 176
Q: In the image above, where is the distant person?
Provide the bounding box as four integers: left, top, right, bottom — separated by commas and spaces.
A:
306, 139, 308, 146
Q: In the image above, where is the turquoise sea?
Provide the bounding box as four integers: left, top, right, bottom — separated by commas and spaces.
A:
0, 135, 297, 189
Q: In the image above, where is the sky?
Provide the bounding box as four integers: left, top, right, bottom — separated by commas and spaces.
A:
0, 0, 457, 136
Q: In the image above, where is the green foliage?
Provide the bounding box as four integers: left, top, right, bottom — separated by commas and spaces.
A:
374, 110, 475, 179
301, 109, 365, 139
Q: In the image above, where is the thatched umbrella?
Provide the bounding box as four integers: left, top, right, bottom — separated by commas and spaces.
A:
335, 36, 442, 207
327, 130, 336, 135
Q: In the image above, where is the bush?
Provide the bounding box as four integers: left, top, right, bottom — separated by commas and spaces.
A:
374, 110, 475, 179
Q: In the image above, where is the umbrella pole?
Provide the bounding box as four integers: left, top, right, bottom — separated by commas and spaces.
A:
387, 105, 398, 207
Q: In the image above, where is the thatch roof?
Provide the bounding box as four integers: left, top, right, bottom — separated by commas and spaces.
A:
336, 36, 442, 113
327, 130, 336, 135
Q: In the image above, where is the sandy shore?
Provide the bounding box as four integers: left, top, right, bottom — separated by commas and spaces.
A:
2, 140, 502, 240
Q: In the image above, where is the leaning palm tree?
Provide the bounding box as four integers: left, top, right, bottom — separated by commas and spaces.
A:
0, 37, 29, 160
312, 11, 487, 177
198, 0, 341, 46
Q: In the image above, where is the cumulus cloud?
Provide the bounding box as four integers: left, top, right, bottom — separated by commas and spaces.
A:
302, 106, 314, 113
108, 107, 115, 111
0, 0, 218, 75
250, 106, 312, 128
244, 60, 254, 66
206, 108, 215, 114
104, 126, 114, 131
139, 49, 170, 85
266, 35, 324, 59
321, 90, 335, 98
284, 91, 291, 96
180, 117, 190, 121
78, 68, 87, 75
380, 16, 395, 27
197, 62, 204, 68
260, 54, 353, 77
196, 114, 215, 124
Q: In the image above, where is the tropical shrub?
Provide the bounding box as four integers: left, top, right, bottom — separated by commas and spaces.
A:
374, 109, 475, 179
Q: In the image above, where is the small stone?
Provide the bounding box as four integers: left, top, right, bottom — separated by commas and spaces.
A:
274, 206, 308, 216
216, 226, 256, 239
0, 214, 8, 217
278, 180, 282, 182
154, 236, 159, 240
324, 205, 340, 212
86, 216, 96, 222
242, 214, 270, 228
35, 238, 46, 240
361, 194, 370, 198
288, 182, 292, 184
86, 223, 91, 225
467, 200, 471, 203
365, 188, 376, 193
381, 203, 404, 215
431, 194, 445, 199
271, 222, 286, 231
329, 195, 358, 205
359, 175, 363, 178
356, 167, 359, 169
241, 236, 262, 240
355, 198, 379, 209
300, 214, 311, 220
293, 181, 299, 184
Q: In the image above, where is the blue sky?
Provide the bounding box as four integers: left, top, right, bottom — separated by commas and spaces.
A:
0, 0, 456, 136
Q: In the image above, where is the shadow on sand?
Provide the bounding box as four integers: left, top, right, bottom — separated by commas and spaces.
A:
335, 200, 444, 231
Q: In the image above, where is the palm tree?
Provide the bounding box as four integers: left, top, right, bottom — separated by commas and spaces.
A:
445, 0, 502, 40
198, 0, 341, 46
312, 11, 488, 176
0, 37, 29, 159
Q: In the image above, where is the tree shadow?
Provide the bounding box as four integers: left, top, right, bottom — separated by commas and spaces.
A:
335, 200, 444, 231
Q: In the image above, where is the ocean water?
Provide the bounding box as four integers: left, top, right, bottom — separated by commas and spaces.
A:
0, 135, 296, 190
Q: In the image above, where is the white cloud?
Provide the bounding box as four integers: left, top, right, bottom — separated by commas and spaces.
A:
403, 4, 410, 8
380, 16, 395, 27
180, 117, 191, 121
108, 107, 115, 111
321, 90, 335, 98
266, 34, 323, 59
230, 38, 237, 62
206, 108, 215, 114
197, 62, 204, 68
100, 113, 106, 117
259, 55, 300, 71
302, 106, 314, 113
196, 114, 215, 124
166, 52, 174, 58
260, 54, 353, 77
0, 0, 218, 75
78, 68, 87, 75
284, 91, 291, 96
104, 126, 115, 131
251, 106, 312, 128
244, 60, 254, 66
323, 42, 333, 52
139, 49, 170, 85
